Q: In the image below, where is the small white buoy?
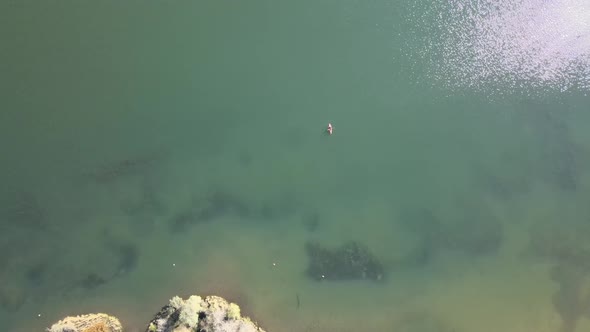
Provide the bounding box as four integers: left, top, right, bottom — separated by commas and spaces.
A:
172, 263, 176, 267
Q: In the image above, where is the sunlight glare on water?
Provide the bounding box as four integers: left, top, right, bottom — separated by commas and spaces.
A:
407, 0, 590, 95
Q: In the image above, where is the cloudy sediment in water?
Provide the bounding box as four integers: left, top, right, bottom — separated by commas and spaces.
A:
407, 0, 590, 94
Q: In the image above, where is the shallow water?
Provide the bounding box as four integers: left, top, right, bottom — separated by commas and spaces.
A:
2, 1, 590, 331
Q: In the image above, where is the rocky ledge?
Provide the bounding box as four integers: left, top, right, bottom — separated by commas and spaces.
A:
47, 313, 123, 332
146, 295, 265, 332
46, 295, 266, 332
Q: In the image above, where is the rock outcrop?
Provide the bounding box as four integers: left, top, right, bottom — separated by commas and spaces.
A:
145, 295, 265, 332
47, 295, 266, 332
47, 313, 122, 332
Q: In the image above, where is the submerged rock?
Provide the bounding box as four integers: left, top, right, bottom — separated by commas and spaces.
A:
550, 263, 590, 332
47, 313, 122, 332
393, 311, 456, 332
0, 282, 26, 312
402, 206, 503, 259
530, 220, 590, 265
168, 191, 251, 232
146, 295, 266, 332
305, 241, 384, 282
88, 151, 166, 184
301, 212, 320, 232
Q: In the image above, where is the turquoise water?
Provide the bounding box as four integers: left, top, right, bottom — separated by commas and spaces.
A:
2, 1, 590, 331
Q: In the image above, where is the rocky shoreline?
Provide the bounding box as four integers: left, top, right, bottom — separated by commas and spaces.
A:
47, 295, 266, 332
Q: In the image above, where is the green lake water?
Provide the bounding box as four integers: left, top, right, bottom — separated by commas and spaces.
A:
2, 1, 590, 331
